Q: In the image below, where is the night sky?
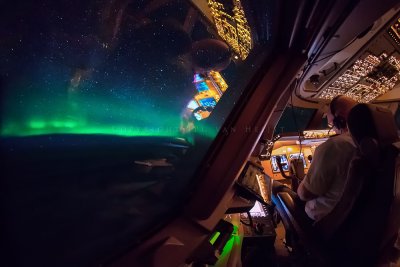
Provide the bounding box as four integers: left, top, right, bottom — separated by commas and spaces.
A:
0, 0, 221, 139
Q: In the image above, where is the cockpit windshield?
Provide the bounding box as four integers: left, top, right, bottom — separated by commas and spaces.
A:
0, 0, 275, 265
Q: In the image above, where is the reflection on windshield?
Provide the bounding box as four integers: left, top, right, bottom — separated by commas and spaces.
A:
208, 0, 253, 60
0, 0, 273, 265
183, 71, 228, 122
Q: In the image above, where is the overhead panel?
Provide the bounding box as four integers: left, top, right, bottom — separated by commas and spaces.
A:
304, 13, 400, 103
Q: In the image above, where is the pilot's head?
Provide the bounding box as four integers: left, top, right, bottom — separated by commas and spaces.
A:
327, 95, 358, 133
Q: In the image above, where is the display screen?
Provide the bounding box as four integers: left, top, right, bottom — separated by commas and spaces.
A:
239, 163, 263, 196
199, 97, 217, 107
236, 161, 272, 206
271, 155, 289, 172
187, 100, 200, 110
196, 81, 209, 92
289, 153, 307, 168
236, 161, 272, 205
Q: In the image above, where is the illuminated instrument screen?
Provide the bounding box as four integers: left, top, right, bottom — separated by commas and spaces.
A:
198, 97, 217, 108
270, 155, 289, 173
196, 82, 209, 92
237, 162, 272, 205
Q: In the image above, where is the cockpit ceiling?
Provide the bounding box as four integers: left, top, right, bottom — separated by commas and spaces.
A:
301, 13, 400, 103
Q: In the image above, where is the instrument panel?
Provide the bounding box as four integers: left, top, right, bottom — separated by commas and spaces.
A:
261, 136, 326, 180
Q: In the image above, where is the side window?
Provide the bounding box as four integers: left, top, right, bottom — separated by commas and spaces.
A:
320, 116, 329, 129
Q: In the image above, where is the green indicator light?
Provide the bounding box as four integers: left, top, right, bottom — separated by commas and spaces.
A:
209, 231, 221, 245
217, 225, 239, 262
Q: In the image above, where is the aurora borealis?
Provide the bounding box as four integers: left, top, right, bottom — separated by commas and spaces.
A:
1, 75, 219, 139
1, 74, 190, 137
1, 82, 186, 138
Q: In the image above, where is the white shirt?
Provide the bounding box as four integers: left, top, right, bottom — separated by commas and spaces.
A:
302, 133, 357, 221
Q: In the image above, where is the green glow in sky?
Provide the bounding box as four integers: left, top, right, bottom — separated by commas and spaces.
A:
1, 88, 218, 139
1, 118, 218, 139
2, 121, 178, 137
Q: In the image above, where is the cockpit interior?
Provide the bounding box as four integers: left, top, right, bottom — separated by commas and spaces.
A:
1, 0, 400, 266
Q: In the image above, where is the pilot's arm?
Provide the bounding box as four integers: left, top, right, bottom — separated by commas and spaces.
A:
298, 181, 317, 201
297, 140, 338, 201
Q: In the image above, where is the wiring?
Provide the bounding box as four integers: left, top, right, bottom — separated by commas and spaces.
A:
240, 211, 254, 227
312, 37, 357, 64
290, 79, 303, 158
247, 211, 253, 227
290, 36, 360, 155
293, 34, 361, 104
240, 219, 252, 226
328, 126, 333, 135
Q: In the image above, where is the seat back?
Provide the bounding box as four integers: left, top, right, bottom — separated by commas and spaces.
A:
315, 104, 400, 266
379, 144, 400, 264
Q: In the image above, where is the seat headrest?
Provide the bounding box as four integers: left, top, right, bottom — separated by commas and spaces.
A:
347, 104, 399, 148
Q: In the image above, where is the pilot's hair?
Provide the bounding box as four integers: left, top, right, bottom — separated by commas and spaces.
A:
329, 95, 357, 130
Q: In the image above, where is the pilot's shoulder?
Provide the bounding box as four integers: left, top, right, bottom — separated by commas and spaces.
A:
320, 134, 354, 150
324, 133, 355, 151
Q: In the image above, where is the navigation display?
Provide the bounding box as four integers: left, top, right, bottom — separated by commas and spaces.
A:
236, 161, 272, 205
198, 97, 217, 107
238, 163, 264, 197
289, 153, 307, 168
271, 155, 288, 173
196, 81, 209, 92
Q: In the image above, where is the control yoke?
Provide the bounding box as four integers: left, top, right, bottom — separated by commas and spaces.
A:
275, 155, 291, 179
275, 155, 304, 191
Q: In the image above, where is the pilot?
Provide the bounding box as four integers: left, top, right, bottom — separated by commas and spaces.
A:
297, 95, 358, 221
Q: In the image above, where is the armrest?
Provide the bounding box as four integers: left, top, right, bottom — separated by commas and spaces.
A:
276, 192, 313, 233
276, 192, 331, 265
